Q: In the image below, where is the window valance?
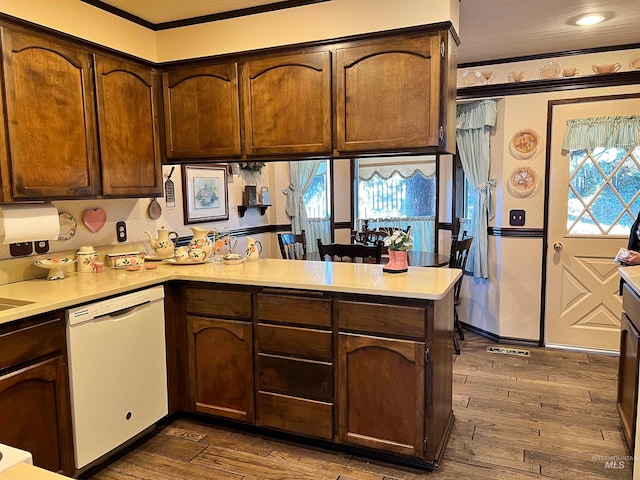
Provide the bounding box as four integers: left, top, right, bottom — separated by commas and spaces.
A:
358, 156, 436, 180
562, 115, 640, 152
456, 99, 498, 130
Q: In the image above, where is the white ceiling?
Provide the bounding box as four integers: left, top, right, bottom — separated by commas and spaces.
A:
96, 0, 640, 64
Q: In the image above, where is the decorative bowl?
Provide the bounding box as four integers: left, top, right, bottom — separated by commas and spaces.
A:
106, 251, 145, 268
34, 257, 75, 280
223, 254, 244, 265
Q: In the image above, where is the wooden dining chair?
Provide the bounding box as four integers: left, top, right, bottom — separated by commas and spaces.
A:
278, 231, 307, 260
449, 235, 473, 355
317, 239, 383, 264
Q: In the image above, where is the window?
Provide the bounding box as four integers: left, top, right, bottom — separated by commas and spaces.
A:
355, 156, 437, 251
303, 160, 330, 219
567, 146, 640, 235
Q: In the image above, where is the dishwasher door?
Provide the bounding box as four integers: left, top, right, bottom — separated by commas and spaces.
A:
66, 286, 168, 469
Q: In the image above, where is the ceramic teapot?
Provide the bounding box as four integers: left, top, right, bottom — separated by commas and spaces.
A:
245, 237, 263, 261
189, 226, 213, 258
145, 228, 178, 259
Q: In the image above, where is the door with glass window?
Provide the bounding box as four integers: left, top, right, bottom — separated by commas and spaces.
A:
546, 97, 640, 350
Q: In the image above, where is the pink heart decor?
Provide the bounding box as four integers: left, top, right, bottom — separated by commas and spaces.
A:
83, 208, 106, 233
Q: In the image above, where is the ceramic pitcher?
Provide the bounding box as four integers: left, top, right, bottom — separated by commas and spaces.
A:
145, 228, 178, 259
189, 226, 213, 258
245, 237, 262, 261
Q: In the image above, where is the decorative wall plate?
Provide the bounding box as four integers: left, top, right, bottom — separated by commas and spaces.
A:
507, 167, 538, 198
538, 61, 561, 79
83, 208, 106, 233
462, 69, 480, 86
58, 212, 77, 240
509, 129, 539, 159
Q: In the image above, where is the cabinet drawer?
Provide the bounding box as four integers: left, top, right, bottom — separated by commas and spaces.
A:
257, 293, 331, 327
258, 353, 332, 401
258, 391, 333, 440
258, 324, 332, 360
186, 288, 251, 319
337, 301, 425, 338
0, 315, 65, 371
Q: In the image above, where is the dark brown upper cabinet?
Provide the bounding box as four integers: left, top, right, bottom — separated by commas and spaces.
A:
94, 56, 163, 197
0, 27, 100, 200
163, 63, 241, 159
335, 34, 444, 153
241, 50, 332, 156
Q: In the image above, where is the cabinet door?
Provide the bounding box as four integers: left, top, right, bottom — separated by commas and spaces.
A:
0, 356, 74, 476
94, 56, 163, 197
335, 35, 441, 152
242, 51, 331, 156
337, 333, 425, 457
163, 64, 241, 158
187, 316, 254, 422
618, 312, 639, 451
0, 28, 100, 199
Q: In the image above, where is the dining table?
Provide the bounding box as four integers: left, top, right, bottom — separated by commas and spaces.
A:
307, 250, 449, 267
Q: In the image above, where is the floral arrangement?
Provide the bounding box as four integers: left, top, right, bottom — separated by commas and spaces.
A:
239, 161, 266, 172
384, 227, 413, 251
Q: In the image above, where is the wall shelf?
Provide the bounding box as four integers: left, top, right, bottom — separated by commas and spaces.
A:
237, 204, 269, 217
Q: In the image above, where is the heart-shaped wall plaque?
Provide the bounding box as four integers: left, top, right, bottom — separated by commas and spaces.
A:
83, 208, 106, 233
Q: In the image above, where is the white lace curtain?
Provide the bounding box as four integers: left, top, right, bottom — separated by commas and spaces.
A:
283, 160, 330, 253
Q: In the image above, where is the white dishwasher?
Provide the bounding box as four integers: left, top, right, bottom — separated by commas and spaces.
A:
66, 285, 168, 470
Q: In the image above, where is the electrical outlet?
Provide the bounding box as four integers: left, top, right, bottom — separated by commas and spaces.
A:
35, 240, 50, 254
9, 242, 33, 256
116, 221, 127, 242
509, 209, 526, 226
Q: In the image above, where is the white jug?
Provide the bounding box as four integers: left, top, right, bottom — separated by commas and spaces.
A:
245, 237, 262, 261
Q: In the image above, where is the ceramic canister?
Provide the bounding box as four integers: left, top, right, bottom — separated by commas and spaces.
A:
76, 245, 98, 273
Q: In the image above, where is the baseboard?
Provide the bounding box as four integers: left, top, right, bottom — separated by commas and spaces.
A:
460, 321, 542, 347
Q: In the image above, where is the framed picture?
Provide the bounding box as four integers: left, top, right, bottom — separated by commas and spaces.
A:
182, 164, 229, 224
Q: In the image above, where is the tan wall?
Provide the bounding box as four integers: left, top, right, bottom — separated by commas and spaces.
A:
0, 0, 459, 62
0, 0, 156, 60
156, 0, 459, 62
454, 49, 640, 342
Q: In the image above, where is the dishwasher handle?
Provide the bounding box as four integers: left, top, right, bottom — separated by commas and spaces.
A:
94, 301, 151, 321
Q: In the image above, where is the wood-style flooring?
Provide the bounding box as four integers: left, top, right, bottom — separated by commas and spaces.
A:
86, 332, 632, 479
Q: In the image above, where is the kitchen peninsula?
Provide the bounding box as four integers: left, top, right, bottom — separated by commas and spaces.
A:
0, 259, 460, 475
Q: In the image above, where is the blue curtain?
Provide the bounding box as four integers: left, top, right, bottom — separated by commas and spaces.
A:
456, 99, 498, 278
562, 115, 640, 151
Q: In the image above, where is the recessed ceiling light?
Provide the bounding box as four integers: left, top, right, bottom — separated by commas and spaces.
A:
568, 11, 613, 27
576, 13, 605, 26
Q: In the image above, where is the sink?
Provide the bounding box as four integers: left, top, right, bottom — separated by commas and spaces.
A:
0, 298, 34, 311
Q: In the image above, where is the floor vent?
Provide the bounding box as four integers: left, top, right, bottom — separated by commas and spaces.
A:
486, 346, 530, 356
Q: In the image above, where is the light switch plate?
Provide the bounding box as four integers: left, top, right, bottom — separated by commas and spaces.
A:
509, 209, 526, 226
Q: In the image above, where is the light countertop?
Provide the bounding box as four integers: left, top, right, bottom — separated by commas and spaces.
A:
0, 464, 70, 480
0, 258, 460, 327
620, 265, 640, 296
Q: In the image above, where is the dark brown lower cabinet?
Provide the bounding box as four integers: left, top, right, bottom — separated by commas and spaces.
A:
187, 315, 254, 422
618, 284, 640, 451
180, 284, 454, 468
338, 333, 425, 457
0, 313, 74, 476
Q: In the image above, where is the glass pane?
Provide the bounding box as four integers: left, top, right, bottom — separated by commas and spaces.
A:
566, 146, 639, 236
303, 161, 329, 218
613, 155, 640, 204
